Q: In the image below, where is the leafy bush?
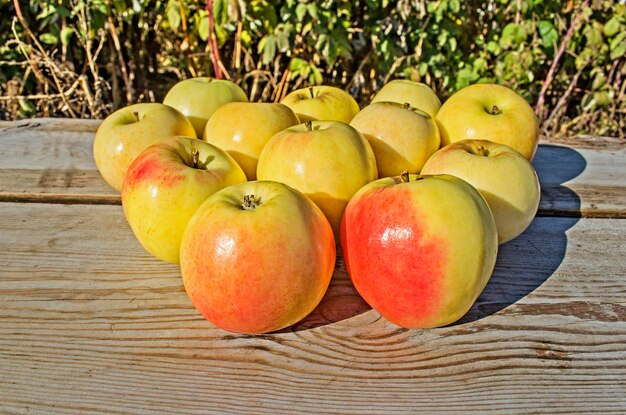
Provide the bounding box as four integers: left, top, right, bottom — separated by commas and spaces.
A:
1, 0, 624, 138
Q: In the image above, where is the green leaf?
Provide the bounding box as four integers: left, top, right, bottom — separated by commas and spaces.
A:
166, 0, 181, 32
60, 27, 74, 46
455, 67, 479, 89
603, 16, 622, 38
609, 32, 626, 59
18, 98, 35, 116
261, 36, 276, 64
449, 0, 460, 13
307, 3, 319, 20
289, 57, 305, 71
310, 65, 323, 85
537, 20, 558, 49
500, 23, 527, 48
39, 33, 58, 45
198, 15, 209, 41
295, 4, 307, 22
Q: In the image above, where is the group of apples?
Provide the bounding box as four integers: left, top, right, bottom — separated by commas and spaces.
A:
93, 77, 540, 334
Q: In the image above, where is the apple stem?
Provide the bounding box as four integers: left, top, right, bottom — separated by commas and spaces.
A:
132, 111, 139, 122
476, 145, 489, 157
401, 171, 410, 183
192, 150, 200, 169
403, 102, 411, 110
305, 120, 313, 131
489, 105, 502, 115
308, 86, 315, 99
242, 194, 261, 210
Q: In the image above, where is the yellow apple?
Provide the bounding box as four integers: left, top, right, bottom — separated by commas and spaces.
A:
280, 86, 360, 123
341, 173, 497, 328
350, 102, 440, 177
93, 103, 196, 191
163, 77, 248, 138
203, 102, 300, 180
435, 84, 539, 160
371, 80, 441, 117
421, 139, 540, 244
122, 136, 247, 264
257, 121, 377, 237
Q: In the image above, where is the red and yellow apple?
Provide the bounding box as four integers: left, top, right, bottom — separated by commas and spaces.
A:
122, 136, 247, 264
180, 181, 336, 334
257, 121, 377, 237
341, 173, 498, 328
280, 86, 360, 123
350, 102, 440, 177
93, 103, 196, 191
421, 139, 540, 244
435, 84, 539, 160
163, 77, 248, 138
371, 80, 441, 118
203, 102, 300, 180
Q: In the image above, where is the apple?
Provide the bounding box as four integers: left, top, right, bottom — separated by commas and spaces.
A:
203, 102, 300, 180
370, 80, 441, 118
280, 86, 360, 123
350, 102, 440, 177
163, 77, 248, 138
180, 180, 336, 334
122, 136, 246, 264
256, 121, 377, 237
435, 84, 539, 160
93, 103, 196, 191
341, 173, 498, 328
421, 139, 540, 244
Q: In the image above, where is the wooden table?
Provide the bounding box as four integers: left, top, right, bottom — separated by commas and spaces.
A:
0, 118, 625, 414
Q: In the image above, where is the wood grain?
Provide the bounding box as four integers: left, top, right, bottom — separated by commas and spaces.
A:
0, 203, 624, 414
1, 118, 625, 217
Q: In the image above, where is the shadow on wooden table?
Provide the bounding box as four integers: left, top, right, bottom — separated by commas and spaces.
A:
456, 144, 587, 324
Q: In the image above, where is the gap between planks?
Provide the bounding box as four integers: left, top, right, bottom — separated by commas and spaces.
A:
0, 193, 624, 219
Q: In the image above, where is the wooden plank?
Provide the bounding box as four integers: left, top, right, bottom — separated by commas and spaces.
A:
533, 142, 626, 218
0, 118, 117, 203
1, 118, 625, 217
0, 203, 624, 414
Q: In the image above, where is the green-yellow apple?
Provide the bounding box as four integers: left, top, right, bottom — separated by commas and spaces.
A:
122, 136, 246, 264
280, 86, 360, 123
341, 173, 498, 328
371, 80, 441, 117
163, 77, 248, 138
421, 139, 540, 244
257, 121, 377, 237
204, 102, 300, 180
93, 103, 196, 191
436, 84, 539, 160
350, 102, 440, 177
180, 180, 336, 334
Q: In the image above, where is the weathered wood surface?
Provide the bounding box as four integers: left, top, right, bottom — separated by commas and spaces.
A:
0, 118, 625, 413
0, 202, 625, 414
0, 118, 625, 217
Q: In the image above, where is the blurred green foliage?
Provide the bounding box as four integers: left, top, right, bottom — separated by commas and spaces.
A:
1, 0, 624, 137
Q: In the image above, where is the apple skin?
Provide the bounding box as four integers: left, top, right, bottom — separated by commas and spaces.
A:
93, 103, 197, 191
435, 84, 539, 160
122, 136, 247, 264
180, 180, 336, 334
341, 174, 498, 329
163, 77, 248, 138
421, 139, 540, 244
257, 121, 377, 238
280, 86, 360, 123
203, 102, 300, 180
350, 102, 440, 177
371, 80, 441, 118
